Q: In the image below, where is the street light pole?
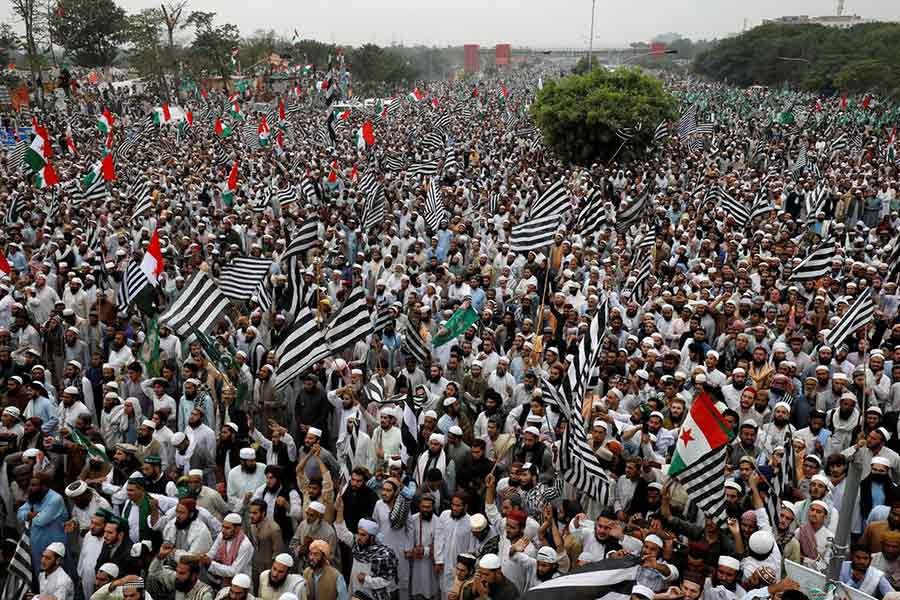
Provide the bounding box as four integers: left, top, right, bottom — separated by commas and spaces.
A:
588, 0, 596, 70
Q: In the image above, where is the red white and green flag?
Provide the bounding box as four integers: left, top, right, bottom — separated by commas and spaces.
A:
407, 88, 425, 102
668, 391, 734, 522
258, 115, 271, 147
35, 161, 60, 189
498, 85, 508, 105
229, 100, 244, 121
334, 108, 351, 122
223, 161, 239, 205
140, 229, 165, 284
97, 108, 115, 134
100, 153, 116, 181
65, 125, 78, 155
355, 121, 375, 150
24, 118, 52, 173
214, 117, 233, 138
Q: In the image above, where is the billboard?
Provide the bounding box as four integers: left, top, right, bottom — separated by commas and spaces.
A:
464, 44, 480, 73
495, 44, 511, 67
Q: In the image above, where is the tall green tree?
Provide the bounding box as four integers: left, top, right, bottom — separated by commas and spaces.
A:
184, 11, 240, 87
159, 1, 189, 92
9, 0, 46, 104
531, 67, 676, 164
49, 0, 127, 67
125, 8, 167, 96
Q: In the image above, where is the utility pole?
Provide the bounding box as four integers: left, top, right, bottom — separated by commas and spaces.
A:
588, 0, 596, 70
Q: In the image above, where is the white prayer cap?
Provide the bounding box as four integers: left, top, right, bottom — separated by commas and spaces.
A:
536, 546, 558, 563
279, 594, 299, 600
449, 425, 463, 436
63, 385, 79, 395
140, 419, 156, 429
274, 553, 295, 567
99, 563, 119, 578
773, 401, 791, 413
171, 432, 187, 445
224, 421, 239, 433
23, 448, 39, 459
46, 542, 65, 557
351, 368, 363, 376
188, 468, 204, 478
423, 410, 438, 419
130, 542, 145, 557
718, 555, 741, 570
307, 427, 323, 438
810, 474, 831, 489
470, 514, 488, 531
810, 500, 829, 513
68, 360, 82, 371
873, 456, 892, 467
65, 480, 89, 497
724, 480, 742, 492
224, 513, 243, 525
632, 584, 656, 599
592, 419, 608, 430
308, 501, 326, 514
443, 397, 458, 406
184, 378, 201, 386
644, 534, 664, 548
359, 519, 379, 535
231, 574, 252, 589
781, 501, 796, 516
2, 406, 20, 418
388, 458, 402, 469
479, 553, 502, 569
239, 447, 256, 460
732, 367, 746, 375
523, 426, 541, 437
428, 433, 445, 445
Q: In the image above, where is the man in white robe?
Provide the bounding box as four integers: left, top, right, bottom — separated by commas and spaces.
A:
434, 494, 473, 599
407, 494, 441, 599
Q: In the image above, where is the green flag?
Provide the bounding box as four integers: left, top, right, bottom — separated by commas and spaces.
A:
70, 428, 109, 462
141, 315, 161, 378
432, 306, 479, 348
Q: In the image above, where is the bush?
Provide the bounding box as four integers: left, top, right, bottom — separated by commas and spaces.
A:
530, 67, 676, 165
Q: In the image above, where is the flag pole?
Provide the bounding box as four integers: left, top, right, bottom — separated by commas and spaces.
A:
606, 139, 628, 166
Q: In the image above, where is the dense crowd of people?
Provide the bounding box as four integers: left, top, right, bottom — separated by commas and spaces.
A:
1, 62, 900, 600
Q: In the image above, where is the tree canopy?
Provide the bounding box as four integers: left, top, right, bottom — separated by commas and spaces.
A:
693, 22, 900, 99
50, 0, 128, 67
531, 67, 676, 165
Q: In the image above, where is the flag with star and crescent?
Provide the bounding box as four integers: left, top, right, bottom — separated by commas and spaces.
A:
668, 391, 735, 523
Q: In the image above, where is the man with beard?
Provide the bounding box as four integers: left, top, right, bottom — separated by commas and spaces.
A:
184, 468, 229, 521
246, 499, 285, 593
341, 466, 379, 534
57, 385, 90, 430
95, 516, 132, 574
435, 493, 474, 596
171, 430, 216, 482
64, 478, 111, 535
857, 457, 900, 532
872, 531, 900, 588
511, 505, 569, 591
334, 497, 399, 600
76, 509, 109, 598
730, 422, 763, 466
862, 503, 900, 558
721, 368, 748, 410
372, 477, 413, 600
252, 465, 303, 545
298, 426, 341, 481
18, 472, 68, 569
302, 539, 348, 600
372, 407, 403, 468
38, 541, 74, 600
844, 426, 900, 481
158, 497, 213, 562
25, 380, 58, 435
177, 378, 216, 432
257, 553, 308, 600
701, 556, 741, 600
795, 410, 829, 457
217, 421, 247, 477
136, 418, 162, 463
827, 393, 861, 454
483, 416, 514, 465
141, 455, 171, 495
290, 500, 339, 572
228, 447, 266, 512
415, 433, 453, 487
407, 494, 440, 600
200, 513, 254, 586
513, 427, 552, 482
214, 573, 255, 600
295, 372, 332, 449
760, 402, 795, 457
148, 378, 177, 427
186, 406, 216, 460
464, 553, 517, 600
252, 364, 284, 430
148, 551, 215, 600
468, 513, 500, 557
100, 391, 128, 447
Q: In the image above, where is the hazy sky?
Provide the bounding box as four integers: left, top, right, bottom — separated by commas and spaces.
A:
3, 0, 899, 48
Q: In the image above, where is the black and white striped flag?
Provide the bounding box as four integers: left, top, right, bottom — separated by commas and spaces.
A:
5, 140, 28, 173
373, 306, 395, 333
421, 130, 445, 151
275, 306, 331, 391
1, 524, 32, 600
381, 154, 406, 172
220, 257, 272, 300
510, 214, 559, 254
524, 557, 638, 600
363, 186, 386, 232
408, 158, 441, 176
325, 287, 373, 352
403, 324, 430, 365
628, 259, 652, 307
5, 193, 23, 224
825, 288, 875, 349
280, 220, 320, 264
159, 270, 230, 340
677, 104, 698, 143
116, 260, 152, 311
129, 179, 153, 224
575, 189, 607, 238
276, 186, 298, 208
653, 121, 669, 143
424, 177, 446, 233
443, 144, 458, 175
614, 192, 648, 233
528, 179, 570, 220
254, 275, 274, 313
790, 238, 836, 282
